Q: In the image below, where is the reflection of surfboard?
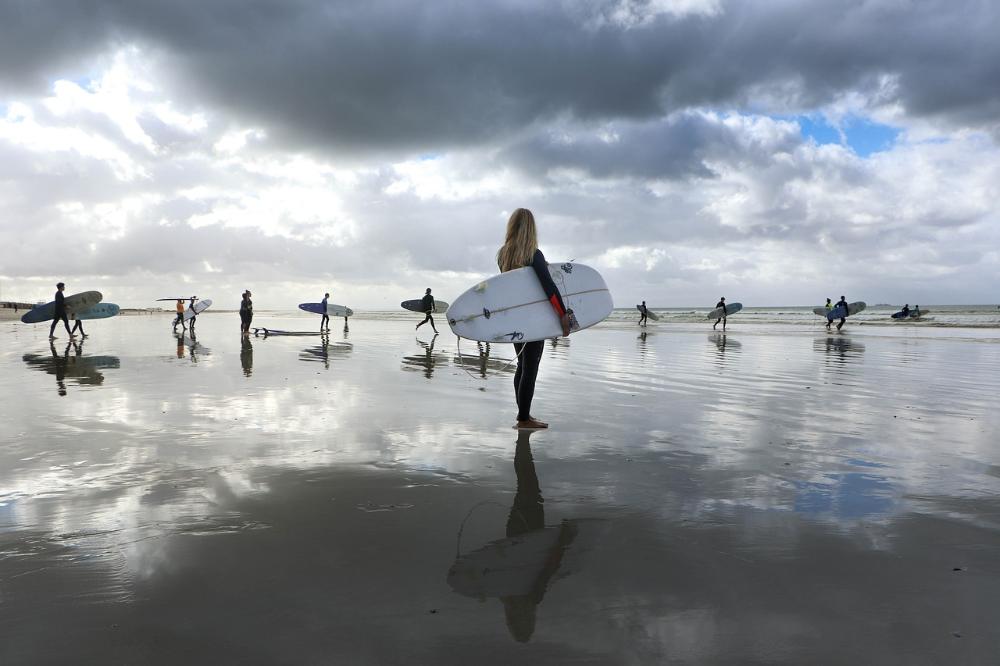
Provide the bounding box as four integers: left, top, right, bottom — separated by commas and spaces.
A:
636, 305, 659, 321
299, 302, 353, 317
21, 291, 104, 324
447, 263, 612, 343
827, 301, 866, 321
402, 299, 449, 313
71, 303, 120, 320
253, 328, 325, 337
183, 299, 212, 321
707, 302, 742, 319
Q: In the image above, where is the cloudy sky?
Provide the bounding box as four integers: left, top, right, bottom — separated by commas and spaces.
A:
1, 0, 997, 309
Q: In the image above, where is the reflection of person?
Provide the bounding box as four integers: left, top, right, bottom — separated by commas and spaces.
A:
502, 429, 577, 643
240, 290, 253, 336
320, 292, 330, 331
712, 296, 727, 331
498, 208, 570, 430
415, 288, 438, 333
240, 336, 253, 376
50, 339, 69, 396
638, 300, 648, 327
835, 295, 848, 331
417, 333, 438, 379
49, 282, 74, 339
173, 299, 186, 332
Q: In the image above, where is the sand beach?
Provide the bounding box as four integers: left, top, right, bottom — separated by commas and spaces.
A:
2, 312, 999, 663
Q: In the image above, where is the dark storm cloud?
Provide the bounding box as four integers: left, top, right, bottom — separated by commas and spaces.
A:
502, 112, 802, 181
1, 0, 998, 155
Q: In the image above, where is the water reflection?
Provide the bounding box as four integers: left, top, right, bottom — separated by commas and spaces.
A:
240, 336, 253, 376
299, 340, 354, 368
815, 335, 866, 368
22, 340, 120, 395
174, 332, 209, 362
452, 342, 515, 377
448, 430, 578, 643
402, 334, 447, 378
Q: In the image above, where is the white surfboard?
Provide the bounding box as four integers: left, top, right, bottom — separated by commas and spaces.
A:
707, 302, 743, 319
183, 299, 212, 321
446, 262, 613, 343
637, 305, 659, 321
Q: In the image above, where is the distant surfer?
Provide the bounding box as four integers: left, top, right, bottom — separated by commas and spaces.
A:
320, 292, 330, 332
415, 288, 439, 334
70, 317, 86, 338
240, 290, 253, 336
834, 295, 848, 331
187, 296, 198, 333
825, 297, 833, 330
497, 208, 571, 430
173, 299, 186, 332
712, 296, 728, 331
49, 282, 75, 340
638, 300, 648, 327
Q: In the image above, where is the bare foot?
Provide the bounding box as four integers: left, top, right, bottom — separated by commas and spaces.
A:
515, 418, 548, 430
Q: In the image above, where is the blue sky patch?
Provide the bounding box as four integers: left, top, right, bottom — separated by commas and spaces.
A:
797, 114, 900, 157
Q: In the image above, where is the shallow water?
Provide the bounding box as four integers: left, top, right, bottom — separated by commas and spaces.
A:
2, 314, 1000, 664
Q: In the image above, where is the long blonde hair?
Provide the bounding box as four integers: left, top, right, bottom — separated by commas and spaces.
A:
497, 208, 539, 272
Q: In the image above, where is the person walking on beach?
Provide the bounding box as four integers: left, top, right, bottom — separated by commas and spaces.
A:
173, 299, 186, 332
49, 282, 75, 340
240, 290, 253, 336
320, 292, 330, 332
824, 297, 833, 330
638, 300, 648, 327
712, 297, 728, 331
187, 296, 198, 333
834, 295, 849, 331
498, 208, 571, 430
70, 317, 86, 338
415, 288, 439, 333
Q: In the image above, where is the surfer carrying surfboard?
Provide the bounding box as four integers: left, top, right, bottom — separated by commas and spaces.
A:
497, 208, 571, 430
48, 282, 75, 340
825, 298, 833, 330
638, 301, 648, 327
187, 296, 198, 333
835, 295, 848, 331
712, 297, 728, 331
320, 293, 330, 332
173, 299, 186, 332
415, 288, 439, 334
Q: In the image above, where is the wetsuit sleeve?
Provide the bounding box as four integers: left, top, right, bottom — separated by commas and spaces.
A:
530, 249, 566, 316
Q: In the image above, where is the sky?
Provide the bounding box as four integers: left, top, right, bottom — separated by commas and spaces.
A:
0, 0, 998, 309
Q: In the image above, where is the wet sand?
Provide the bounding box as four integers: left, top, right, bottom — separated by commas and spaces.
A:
2, 315, 1000, 664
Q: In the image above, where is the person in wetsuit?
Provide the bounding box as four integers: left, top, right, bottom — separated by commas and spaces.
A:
415, 288, 438, 333
712, 296, 728, 331
834, 295, 849, 331
824, 297, 833, 330
70, 317, 86, 338
497, 208, 571, 430
49, 282, 74, 339
900, 304, 910, 318
320, 292, 330, 331
638, 300, 648, 327
240, 290, 253, 335
187, 296, 198, 333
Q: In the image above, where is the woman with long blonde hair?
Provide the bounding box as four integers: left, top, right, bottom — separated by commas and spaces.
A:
497, 208, 570, 429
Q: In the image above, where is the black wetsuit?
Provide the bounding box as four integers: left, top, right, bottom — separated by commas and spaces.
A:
638, 304, 648, 326
713, 300, 727, 329
49, 290, 72, 337
320, 296, 329, 330
510, 249, 567, 422
416, 294, 437, 332
835, 298, 849, 330
240, 296, 253, 332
